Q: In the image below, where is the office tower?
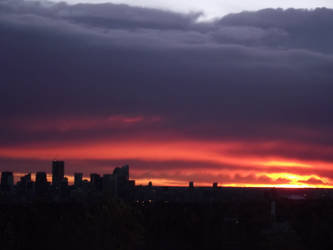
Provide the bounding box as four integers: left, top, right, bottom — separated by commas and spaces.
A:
90, 173, 102, 190
17, 173, 33, 193
113, 165, 130, 198
19, 173, 32, 186
21, 173, 31, 183
113, 165, 129, 181
35, 172, 48, 194
74, 173, 83, 187
90, 173, 100, 184
102, 174, 115, 192
1, 172, 14, 191
36, 172, 47, 184
52, 160, 64, 186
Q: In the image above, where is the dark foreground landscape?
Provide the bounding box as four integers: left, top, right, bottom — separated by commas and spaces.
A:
1, 190, 333, 250
1, 163, 333, 250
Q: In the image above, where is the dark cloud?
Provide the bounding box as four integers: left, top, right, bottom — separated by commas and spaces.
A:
220, 8, 333, 53
1, 1, 333, 175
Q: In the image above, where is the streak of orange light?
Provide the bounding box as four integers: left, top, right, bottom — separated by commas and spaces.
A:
2, 139, 333, 188
11, 172, 333, 188
0, 141, 325, 171
258, 161, 312, 168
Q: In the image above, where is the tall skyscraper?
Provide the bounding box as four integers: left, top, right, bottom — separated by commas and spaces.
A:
52, 161, 64, 186
113, 165, 129, 181
112, 165, 130, 198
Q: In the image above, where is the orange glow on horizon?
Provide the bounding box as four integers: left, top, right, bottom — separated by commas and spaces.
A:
2, 138, 333, 188
11, 172, 333, 188
258, 161, 312, 168
1, 140, 329, 170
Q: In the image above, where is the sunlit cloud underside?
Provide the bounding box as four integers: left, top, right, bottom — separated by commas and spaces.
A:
2, 135, 333, 188
40, 0, 333, 19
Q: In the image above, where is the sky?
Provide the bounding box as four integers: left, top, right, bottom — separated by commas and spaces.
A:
37, 0, 333, 20
1, 0, 333, 187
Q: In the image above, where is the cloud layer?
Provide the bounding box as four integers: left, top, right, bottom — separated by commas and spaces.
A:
34, 0, 333, 20
1, 1, 333, 187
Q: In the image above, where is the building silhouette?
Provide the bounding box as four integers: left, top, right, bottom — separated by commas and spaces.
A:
113, 165, 130, 198
36, 172, 47, 184
1, 172, 14, 191
74, 173, 83, 187
20, 173, 31, 183
113, 165, 129, 181
35, 172, 48, 194
90, 173, 102, 190
52, 161, 65, 186
102, 174, 115, 193
17, 173, 33, 193
0, 161, 268, 203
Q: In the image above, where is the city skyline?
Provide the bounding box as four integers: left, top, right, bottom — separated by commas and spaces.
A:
0, 161, 234, 187
2, 160, 333, 188
1, 1, 333, 188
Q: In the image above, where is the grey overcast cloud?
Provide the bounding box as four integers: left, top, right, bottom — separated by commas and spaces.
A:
33, 0, 333, 19
1, 0, 333, 187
